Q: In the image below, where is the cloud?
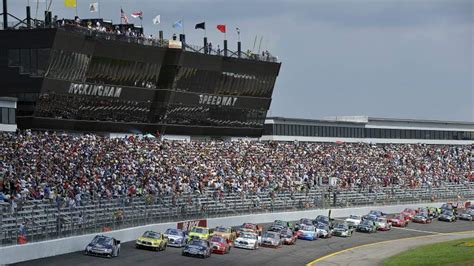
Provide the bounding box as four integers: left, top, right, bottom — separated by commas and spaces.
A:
6, 0, 473, 121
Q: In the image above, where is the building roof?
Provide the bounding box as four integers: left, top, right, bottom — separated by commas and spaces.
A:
266, 116, 474, 131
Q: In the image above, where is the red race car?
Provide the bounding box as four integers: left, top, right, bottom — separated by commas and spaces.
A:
388, 214, 408, 227
400, 208, 417, 221
236, 223, 263, 236
280, 228, 297, 245
210, 235, 232, 254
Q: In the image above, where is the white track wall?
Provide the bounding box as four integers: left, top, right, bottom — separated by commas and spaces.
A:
0, 201, 460, 265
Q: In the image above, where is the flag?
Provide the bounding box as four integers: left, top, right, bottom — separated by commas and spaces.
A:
195, 22, 205, 30
121, 8, 129, 24
152, 15, 161, 25
131, 11, 143, 20
217, 24, 226, 33
64, 0, 76, 8
89, 3, 99, 13
173, 19, 183, 29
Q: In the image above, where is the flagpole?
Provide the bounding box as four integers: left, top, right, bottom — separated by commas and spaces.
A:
182, 18, 184, 35
98, 0, 101, 18
75, 0, 78, 17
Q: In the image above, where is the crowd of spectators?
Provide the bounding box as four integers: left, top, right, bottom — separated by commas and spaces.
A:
1, 131, 472, 206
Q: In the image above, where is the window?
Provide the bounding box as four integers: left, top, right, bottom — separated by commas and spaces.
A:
8, 49, 20, 66
1, 108, 8, 124
8, 108, 15, 124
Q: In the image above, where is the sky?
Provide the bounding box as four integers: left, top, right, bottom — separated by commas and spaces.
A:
6, 0, 474, 122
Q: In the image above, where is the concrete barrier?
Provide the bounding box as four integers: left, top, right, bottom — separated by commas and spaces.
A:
0, 201, 455, 264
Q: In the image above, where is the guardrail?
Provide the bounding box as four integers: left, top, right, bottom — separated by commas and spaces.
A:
2, 182, 472, 247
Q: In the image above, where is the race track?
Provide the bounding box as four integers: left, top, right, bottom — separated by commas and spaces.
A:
13, 218, 474, 266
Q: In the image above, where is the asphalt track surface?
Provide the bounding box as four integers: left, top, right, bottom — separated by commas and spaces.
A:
14, 218, 474, 266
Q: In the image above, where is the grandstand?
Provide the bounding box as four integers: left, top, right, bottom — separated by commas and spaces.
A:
1, 131, 473, 246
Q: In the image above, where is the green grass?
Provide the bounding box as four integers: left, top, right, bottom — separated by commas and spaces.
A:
382, 238, 474, 266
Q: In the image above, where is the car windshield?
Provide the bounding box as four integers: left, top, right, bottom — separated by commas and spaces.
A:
191, 227, 208, 234
263, 232, 277, 238
300, 219, 312, 225
165, 228, 183, 236
281, 230, 293, 237
274, 220, 284, 225
336, 224, 347, 229
143, 231, 161, 239
211, 236, 225, 243
240, 233, 256, 239
317, 224, 327, 229
349, 215, 360, 219
362, 220, 373, 226
215, 227, 229, 233
377, 218, 385, 223
443, 211, 453, 215
301, 225, 315, 231
316, 216, 329, 222
91, 236, 112, 246
243, 223, 256, 229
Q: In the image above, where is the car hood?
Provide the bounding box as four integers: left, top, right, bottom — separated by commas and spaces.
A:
137, 237, 160, 242
236, 238, 256, 244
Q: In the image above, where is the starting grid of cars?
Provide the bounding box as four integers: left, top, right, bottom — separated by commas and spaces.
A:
83, 202, 474, 259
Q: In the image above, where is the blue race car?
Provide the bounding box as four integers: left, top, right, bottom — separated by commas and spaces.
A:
164, 228, 187, 247
297, 224, 320, 241
182, 239, 212, 258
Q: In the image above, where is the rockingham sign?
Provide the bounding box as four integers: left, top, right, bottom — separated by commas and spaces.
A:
198, 94, 238, 107
68, 83, 122, 98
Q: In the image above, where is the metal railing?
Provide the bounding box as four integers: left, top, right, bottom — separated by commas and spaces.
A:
1, 182, 472, 247
4, 22, 279, 63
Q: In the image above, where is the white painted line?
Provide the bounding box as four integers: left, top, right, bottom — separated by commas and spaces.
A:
391, 226, 441, 235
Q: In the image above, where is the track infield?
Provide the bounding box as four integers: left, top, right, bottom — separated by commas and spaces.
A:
382, 237, 474, 266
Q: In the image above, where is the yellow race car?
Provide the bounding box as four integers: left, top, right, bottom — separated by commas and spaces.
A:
136, 231, 168, 251
187, 226, 212, 241
213, 226, 237, 242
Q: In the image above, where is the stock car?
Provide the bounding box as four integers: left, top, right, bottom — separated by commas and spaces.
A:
314, 215, 332, 228
345, 215, 362, 227
234, 232, 260, 250
273, 220, 294, 229
182, 239, 212, 258
213, 226, 237, 241
298, 224, 321, 241
332, 223, 354, 237
458, 209, 474, 221
295, 218, 314, 231
280, 228, 297, 245
401, 208, 417, 220
375, 218, 392, 231
187, 226, 212, 241
268, 224, 286, 234
209, 235, 232, 254
438, 211, 457, 222
362, 210, 386, 221
356, 220, 377, 233
388, 214, 408, 227
412, 213, 433, 224
261, 231, 283, 248
164, 228, 187, 247
135, 231, 168, 251
84, 235, 121, 258
316, 223, 332, 238
237, 223, 263, 236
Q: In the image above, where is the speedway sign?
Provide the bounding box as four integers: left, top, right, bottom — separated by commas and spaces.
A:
177, 219, 207, 231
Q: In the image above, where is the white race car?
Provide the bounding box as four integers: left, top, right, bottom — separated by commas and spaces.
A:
315, 223, 332, 238
234, 232, 260, 250
345, 215, 362, 227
